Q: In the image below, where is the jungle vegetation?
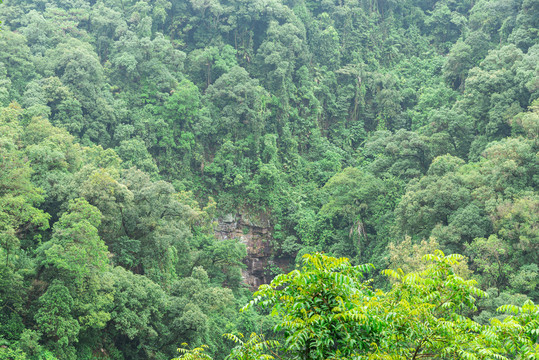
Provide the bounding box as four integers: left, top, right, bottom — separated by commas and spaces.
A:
0, 0, 538, 357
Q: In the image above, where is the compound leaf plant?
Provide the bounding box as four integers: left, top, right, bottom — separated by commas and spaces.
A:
176, 252, 539, 360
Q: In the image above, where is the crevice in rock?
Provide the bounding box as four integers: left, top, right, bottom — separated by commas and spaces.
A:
215, 212, 291, 290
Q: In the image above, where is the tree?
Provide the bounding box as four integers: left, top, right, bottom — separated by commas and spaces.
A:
508, 0, 539, 51
395, 155, 472, 242
119, 168, 196, 283
167, 267, 239, 357
424, 1, 466, 49
203, 66, 269, 146
34, 281, 80, 360
238, 252, 538, 359
466, 235, 512, 290
491, 300, 539, 358
243, 253, 378, 359
79, 168, 133, 244
186, 46, 237, 89
372, 252, 489, 359
40, 198, 110, 280
388, 235, 471, 278
511, 99, 539, 139
110, 31, 185, 98
107, 266, 168, 358
419, 107, 473, 159
255, 19, 308, 96
46, 39, 116, 144
223, 333, 280, 360
468, 0, 519, 43
457, 44, 538, 145
317, 167, 400, 263
0, 31, 36, 98
363, 130, 432, 180
443, 40, 474, 89
0, 104, 50, 264
37, 198, 113, 358
443, 31, 490, 90
173, 344, 212, 360
0, 347, 28, 360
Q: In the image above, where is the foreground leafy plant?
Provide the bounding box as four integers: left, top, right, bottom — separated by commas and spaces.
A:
242, 253, 378, 359
173, 344, 212, 360
207, 252, 539, 360
224, 333, 280, 360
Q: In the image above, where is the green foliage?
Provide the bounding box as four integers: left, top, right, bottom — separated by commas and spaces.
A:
173, 344, 212, 360
224, 333, 279, 360
491, 300, 539, 358
0, 0, 538, 357
34, 281, 80, 359
107, 266, 167, 357
0, 105, 50, 264
40, 198, 109, 279
243, 253, 378, 358
245, 252, 491, 359
376, 252, 489, 359
109, 267, 166, 340
183, 252, 539, 360
0, 347, 27, 360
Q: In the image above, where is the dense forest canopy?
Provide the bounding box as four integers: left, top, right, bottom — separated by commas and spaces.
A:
0, 0, 538, 357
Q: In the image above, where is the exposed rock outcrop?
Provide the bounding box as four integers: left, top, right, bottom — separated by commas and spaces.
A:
215, 213, 289, 289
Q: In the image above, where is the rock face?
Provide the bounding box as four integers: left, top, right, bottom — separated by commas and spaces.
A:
215, 213, 288, 289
